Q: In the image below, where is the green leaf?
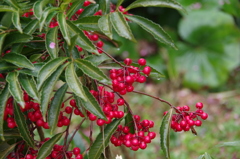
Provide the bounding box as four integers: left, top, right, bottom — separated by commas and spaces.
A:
45, 10, 59, 27
110, 11, 136, 42
37, 57, 68, 90
14, 102, 35, 148
85, 54, 110, 66
33, 0, 49, 19
40, 63, 68, 121
99, 0, 110, 14
217, 141, 240, 147
18, 74, 39, 103
81, 86, 106, 119
75, 59, 109, 83
39, 7, 59, 32
48, 84, 68, 134
67, 20, 98, 54
30, 54, 42, 62
12, 10, 22, 33
23, 19, 39, 35
3, 53, 34, 70
160, 108, 173, 159
79, 4, 99, 18
198, 152, 214, 159
0, 61, 17, 73
1, 12, 13, 28
46, 27, 59, 59
4, 0, 20, 9
0, 34, 7, 54
58, 12, 71, 46
116, 0, 124, 8
74, 16, 101, 31
19, 63, 44, 77
3, 32, 32, 50
6, 72, 25, 108
65, 62, 87, 101
0, 143, 16, 159
0, 5, 17, 12
125, 0, 186, 13
36, 133, 63, 159
89, 119, 123, 159
124, 111, 135, 134
98, 14, 112, 39
125, 15, 176, 49
66, 0, 84, 18
0, 84, 9, 141
74, 94, 86, 117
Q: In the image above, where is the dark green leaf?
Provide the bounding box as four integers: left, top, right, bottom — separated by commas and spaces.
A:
65, 62, 87, 101
36, 133, 63, 159
75, 59, 109, 83
19, 63, 44, 77
0, 5, 17, 12
46, 27, 59, 59
3, 32, 32, 50
98, 14, 112, 39
3, 53, 34, 70
0, 143, 16, 159
30, 54, 42, 62
45, 10, 59, 27
79, 4, 99, 18
159, 108, 173, 159
40, 63, 69, 120
99, 0, 110, 14
110, 11, 136, 42
1, 12, 13, 28
125, 0, 186, 13
66, 0, 84, 18
116, 0, 124, 8
14, 102, 35, 148
0, 84, 9, 141
80, 86, 106, 120
0, 61, 17, 73
33, 0, 49, 19
124, 111, 135, 134
89, 119, 123, 159
125, 15, 176, 49
85, 54, 110, 66
74, 94, 87, 117
74, 16, 101, 31
23, 19, 39, 35
6, 72, 25, 108
58, 12, 71, 45
12, 10, 22, 33
37, 57, 68, 90
39, 7, 59, 32
4, 0, 20, 9
48, 84, 68, 134
18, 74, 39, 103
67, 20, 98, 54
0, 33, 7, 54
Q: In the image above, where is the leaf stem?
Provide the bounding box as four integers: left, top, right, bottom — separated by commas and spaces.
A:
37, 126, 45, 141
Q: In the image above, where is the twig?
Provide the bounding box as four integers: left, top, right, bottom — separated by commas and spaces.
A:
37, 126, 45, 141
63, 95, 73, 103
63, 111, 74, 146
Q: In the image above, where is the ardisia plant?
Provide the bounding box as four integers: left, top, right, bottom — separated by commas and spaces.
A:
0, 0, 208, 159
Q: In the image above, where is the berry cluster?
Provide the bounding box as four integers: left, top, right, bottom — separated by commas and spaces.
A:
110, 58, 151, 95
111, 115, 156, 151
6, 138, 83, 159
167, 102, 208, 132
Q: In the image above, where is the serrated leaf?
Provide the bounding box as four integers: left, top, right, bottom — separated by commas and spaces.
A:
99, 0, 110, 14
85, 54, 110, 66
159, 108, 173, 159
98, 14, 112, 39
3, 32, 32, 50
23, 19, 39, 35
0, 5, 17, 12
12, 10, 22, 33
0, 84, 9, 141
0, 61, 17, 73
116, 0, 124, 8
75, 59, 109, 82
36, 133, 63, 159
110, 11, 136, 42
66, 0, 84, 18
0, 143, 16, 159
0, 34, 7, 54
14, 102, 35, 147
125, 0, 186, 13
125, 15, 176, 49
79, 4, 99, 18
39, 7, 59, 32
46, 27, 59, 59
33, 0, 49, 19
6, 72, 25, 108
67, 20, 98, 54
19, 63, 44, 77
58, 12, 71, 46
40, 63, 69, 120
3, 53, 34, 70
80, 86, 106, 119
89, 118, 123, 159
65, 63, 87, 101
18, 74, 39, 103
74, 94, 87, 117
37, 57, 68, 90
48, 84, 68, 134
74, 16, 101, 31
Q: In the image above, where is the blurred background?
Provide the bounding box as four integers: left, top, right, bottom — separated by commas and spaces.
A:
105, 0, 240, 158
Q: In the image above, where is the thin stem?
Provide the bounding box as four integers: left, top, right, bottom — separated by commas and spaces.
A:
63, 95, 73, 103
64, 111, 74, 146
37, 126, 45, 141
89, 121, 93, 145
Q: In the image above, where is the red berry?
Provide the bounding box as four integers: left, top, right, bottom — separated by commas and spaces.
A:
70, 99, 76, 107
142, 66, 151, 75
138, 58, 146, 66
73, 147, 81, 155
8, 122, 16, 128
117, 98, 125, 106
96, 41, 104, 47
201, 113, 208, 120
83, 1, 91, 6
124, 58, 132, 65
88, 113, 97, 121
195, 120, 202, 126
43, 122, 50, 129
26, 154, 34, 159
183, 105, 190, 111
76, 8, 84, 15
76, 154, 83, 159
96, 119, 105, 126
65, 106, 73, 114
91, 34, 98, 41
137, 76, 146, 83
180, 120, 187, 128
196, 102, 203, 109
62, 118, 70, 126
148, 132, 156, 139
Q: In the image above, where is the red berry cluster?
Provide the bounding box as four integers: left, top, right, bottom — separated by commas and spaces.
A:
110, 58, 151, 95
111, 115, 155, 151
167, 102, 208, 132
22, 9, 33, 18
